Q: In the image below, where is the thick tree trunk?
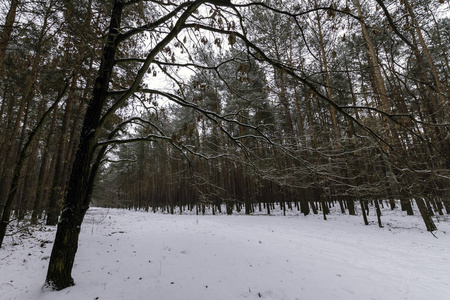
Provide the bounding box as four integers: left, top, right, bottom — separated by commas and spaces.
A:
0, 0, 19, 68
45, 2, 124, 289
401, 198, 414, 216
347, 198, 356, 215
44, 211, 84, 288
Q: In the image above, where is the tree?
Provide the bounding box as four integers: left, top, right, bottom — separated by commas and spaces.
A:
45, 0, 221, 289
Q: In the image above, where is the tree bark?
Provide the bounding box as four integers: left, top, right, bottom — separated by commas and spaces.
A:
45, 1, 125, 289
416, 198, 437, 232
31, 107, 59, 224
0, 0, 19, 68
46, 75, 78, 225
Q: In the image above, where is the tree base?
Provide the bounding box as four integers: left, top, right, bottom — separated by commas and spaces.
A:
43, 278, 75, 291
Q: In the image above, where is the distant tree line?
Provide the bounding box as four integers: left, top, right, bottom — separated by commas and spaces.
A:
93, 0, 449, 233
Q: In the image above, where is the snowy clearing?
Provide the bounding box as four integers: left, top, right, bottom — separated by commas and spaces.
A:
1, 208, 450, 300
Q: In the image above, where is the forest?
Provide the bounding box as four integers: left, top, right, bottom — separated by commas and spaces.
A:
0, 0, 449, 291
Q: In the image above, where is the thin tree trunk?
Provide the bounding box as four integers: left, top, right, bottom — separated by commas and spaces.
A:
0, 84, 67, 247
315, 10, 339, 136
31, 107, 59, 224
46, 75, 78, 225
360, 200, 369, 225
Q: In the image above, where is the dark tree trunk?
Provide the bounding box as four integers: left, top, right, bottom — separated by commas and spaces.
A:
375, 200, 383, 228
45, 1, 124, 290
309, 199, 318, 214
433, 199, 443, 216
401, 198, 414, 215
360, 200, 369, 226
347, 198, 356, 215
338, 200, 345, 214
299, 197, 309, 216
416, 198, 437, 232
389, 199, 396, 210
322, 201, 327, 221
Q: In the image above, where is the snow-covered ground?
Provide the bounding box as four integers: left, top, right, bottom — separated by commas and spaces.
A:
1, 207, 449, 300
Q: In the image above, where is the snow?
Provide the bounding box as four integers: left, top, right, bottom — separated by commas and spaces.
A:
1, 207, 450, 300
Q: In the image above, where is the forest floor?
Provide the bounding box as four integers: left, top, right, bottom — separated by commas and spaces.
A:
1, 205, 450, 300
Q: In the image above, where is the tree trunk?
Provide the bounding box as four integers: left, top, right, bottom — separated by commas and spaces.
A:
0, 0, 19, 68
315, 10, 339, 136
401, 198, 414, 216
360, 200, 369, 225
347, 198, 356, 215
31, 107, 58, 224
45, 1, 125, 289
46, 75, 78, 225
375, 200, 383, 228
416, 198, 437, 232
